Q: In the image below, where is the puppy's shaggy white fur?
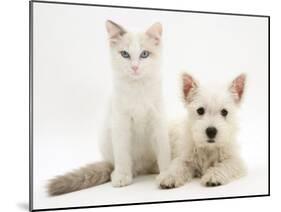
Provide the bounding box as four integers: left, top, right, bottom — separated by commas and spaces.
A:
157, 73, 247, 188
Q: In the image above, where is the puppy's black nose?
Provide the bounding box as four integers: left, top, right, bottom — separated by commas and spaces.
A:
206, 127, 217, 139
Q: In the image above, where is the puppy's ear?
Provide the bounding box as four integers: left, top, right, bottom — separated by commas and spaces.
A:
229, 73, 246, 104
182, 73, 198, 103
106, 20, 126, 44
146, 22, 162, 45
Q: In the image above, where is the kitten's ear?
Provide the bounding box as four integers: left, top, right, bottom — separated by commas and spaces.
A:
182, 73, 199, 103
229, 73, 246, 104
106, 20, 126, 43
146, 22, 162, 45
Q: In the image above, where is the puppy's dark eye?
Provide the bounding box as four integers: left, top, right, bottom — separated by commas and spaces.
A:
120, 50, 130, 59
221, 109, 228, 117
140, 50, 150, 59
197, 107, 205, 115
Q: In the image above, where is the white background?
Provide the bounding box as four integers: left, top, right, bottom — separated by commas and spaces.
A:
0, 0, 278, 212
31, 1, 269, 210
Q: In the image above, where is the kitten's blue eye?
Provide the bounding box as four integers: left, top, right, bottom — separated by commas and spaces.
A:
120, 51, 130, 59
140, 50, 150, 59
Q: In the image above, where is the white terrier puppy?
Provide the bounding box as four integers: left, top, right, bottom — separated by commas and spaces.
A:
157, 73, 247, 188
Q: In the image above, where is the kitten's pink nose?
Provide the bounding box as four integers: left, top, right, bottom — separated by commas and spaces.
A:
131, 65, 139, 72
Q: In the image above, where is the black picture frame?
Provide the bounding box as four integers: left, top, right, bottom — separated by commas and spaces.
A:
29, 1, 270, 211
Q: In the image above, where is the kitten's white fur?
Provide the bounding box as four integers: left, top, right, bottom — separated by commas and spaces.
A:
47, 21, 171, 195
157, 73, 247, 188
100, 21, 171, 187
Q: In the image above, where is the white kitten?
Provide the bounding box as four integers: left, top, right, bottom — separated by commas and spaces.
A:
102, 20, 170, 187
47, 20, 171, 195
157, 73, 247, 188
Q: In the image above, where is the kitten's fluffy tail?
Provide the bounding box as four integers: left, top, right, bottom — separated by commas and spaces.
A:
47, 161, 113, 196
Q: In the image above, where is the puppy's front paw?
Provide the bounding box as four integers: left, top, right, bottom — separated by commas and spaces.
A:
111, 170, 133, 187
156, 172, 185, 189
201, 169, 225, 187
205, 181, 221, 187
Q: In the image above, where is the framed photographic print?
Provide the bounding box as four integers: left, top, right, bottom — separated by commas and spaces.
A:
29, 1, 270, 211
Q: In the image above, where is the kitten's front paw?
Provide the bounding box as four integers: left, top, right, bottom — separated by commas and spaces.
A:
111, 170, 133, 187
156, 172, 185, 189
201, 169, 226, 187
